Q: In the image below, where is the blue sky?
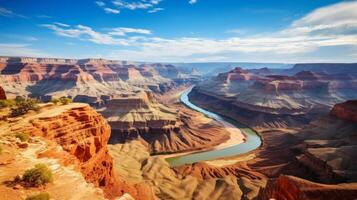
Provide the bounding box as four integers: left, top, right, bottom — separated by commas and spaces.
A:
0, 0, 356, 62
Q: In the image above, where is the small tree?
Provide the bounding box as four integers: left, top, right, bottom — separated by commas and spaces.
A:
59, 97, 72, 105
0, 99, 16, 108
15, 132, 30, 142
51, 98, 60, 105
10, 99, 40, 117
15, 96, 25, 105
26, 192, 50, 200
22, 164, 53, 187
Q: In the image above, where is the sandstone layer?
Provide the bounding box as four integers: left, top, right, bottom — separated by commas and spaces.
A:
188, 78, 357, 199
0, 86, 6, 100
259, 175, 357, 200
0, 103, 155, 200
330, 100, 357, 123
197, 67, 357, 116
0, 57, 200, 105
102, 90, 231, 154
109, 141, 249, 200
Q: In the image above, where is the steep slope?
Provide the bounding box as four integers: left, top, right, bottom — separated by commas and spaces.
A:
193, 67, 357, 130
102, 90, 231, 154
0, 86, 6, 99
0, 57, 199, 103
295, 100, 357, 183
259, 175, 357, 200
0, 103, 155, 200
109, 141, 245, 200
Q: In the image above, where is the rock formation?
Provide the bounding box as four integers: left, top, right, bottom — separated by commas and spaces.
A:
217, 67, 261, 83
330, 100, 357, 123
1, 103, 155, 200
108, 141, 246, 200
102, 90, 231, 154
0, 86, 6, 99
259, 175, 357, 200
0, 56, 200, 101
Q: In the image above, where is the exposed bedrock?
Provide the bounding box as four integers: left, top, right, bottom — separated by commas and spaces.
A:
258, 175, 357, 200
103, 90, 230, 154
330, 100, 357, 123
0, 86, 6, 100
188, 87, 312, 130
0, 57, 200, 100
23, 104, 155, 200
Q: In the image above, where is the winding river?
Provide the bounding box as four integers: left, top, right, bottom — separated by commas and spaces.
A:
166, 87, 262, 167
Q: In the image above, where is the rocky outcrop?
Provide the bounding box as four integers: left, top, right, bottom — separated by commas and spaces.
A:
217, 67, 261, 83
259, 175, 357, 200
0, 56, 200, 100
196, 68, 357, 119
189, 87, 311, 130
330, 100, 357, 123
0, 86, 6, 100
288, 63, 357, 75
103, 90, 230, 154
23, 104, 155, 200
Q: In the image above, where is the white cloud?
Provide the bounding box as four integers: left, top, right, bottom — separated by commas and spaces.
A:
104, 7, 120, 14
54, 22, 70, 27
0, 7, 26, 18
42, 23, 151, 45
43, 1, 357, 62
95, 1, 106, 7
109, 27, 151, 36
0, 43, 49, 57
112, 0, 162, 10
148, 7, 164, 13
36, 15, 52, 19
189, 0, 197, 5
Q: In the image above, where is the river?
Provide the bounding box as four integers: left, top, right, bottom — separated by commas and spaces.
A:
166, 86, 262, 167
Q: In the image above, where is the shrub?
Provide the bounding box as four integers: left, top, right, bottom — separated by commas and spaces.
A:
0, 99, 16, 108
22, 164, 53, 187
15, 96, 25, 104
51, 98, 60, 105
25, 192, 50, 200
15, 132, 30, 142
10, 99, 40, 117
59, 97, 72, 105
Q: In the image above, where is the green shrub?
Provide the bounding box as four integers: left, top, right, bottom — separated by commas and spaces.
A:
15, 132, 30, 142
0, 99, 16, 108
51, 98, 60, 105
59, 97, 72, 105
22, 164, 53, 187
25, 192, 50, 200
15, 96, 25, 104
10, 99, 40, 117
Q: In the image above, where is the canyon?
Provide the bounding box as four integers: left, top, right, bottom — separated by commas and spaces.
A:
0, 57, 199, 107
1, 57, 357, 200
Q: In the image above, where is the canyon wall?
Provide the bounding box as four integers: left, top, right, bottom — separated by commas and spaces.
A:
103, 91, 230, 154
20, 104, 155, 200
259, 175, 357, 200
330, 100, 357, 123
0, 57, 200, 103
0, 86, 6, 100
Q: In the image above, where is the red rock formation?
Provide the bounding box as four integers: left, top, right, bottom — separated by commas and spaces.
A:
217, 67, 260, 83
330, 100, 357, 123
26, 105, 155, 200
260, 175, 357, 200
175, 162, 265, 180
103, 91, 230, 154
0, 86, 6, 100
